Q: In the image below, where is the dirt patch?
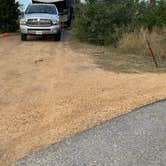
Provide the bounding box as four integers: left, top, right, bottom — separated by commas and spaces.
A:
70, 38, 166, 73
0, 34, 166, 166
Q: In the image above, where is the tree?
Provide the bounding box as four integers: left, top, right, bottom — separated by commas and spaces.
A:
73, 0, 137, 45
73, 0, 166, 45
0, 0, 19, 32
150, 0, 156, 6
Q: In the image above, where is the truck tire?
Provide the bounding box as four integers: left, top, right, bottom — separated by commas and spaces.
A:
53, 32, 61, 41
21, 34, 27, 41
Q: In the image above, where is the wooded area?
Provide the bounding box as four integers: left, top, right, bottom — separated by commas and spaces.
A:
73, 0, 166, 45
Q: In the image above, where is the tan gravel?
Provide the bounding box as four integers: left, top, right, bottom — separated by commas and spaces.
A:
0, 35, 166, 166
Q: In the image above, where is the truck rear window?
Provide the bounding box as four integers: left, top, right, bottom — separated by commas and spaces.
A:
25, 5, 57, 15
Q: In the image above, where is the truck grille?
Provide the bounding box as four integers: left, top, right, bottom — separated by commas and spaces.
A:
26, 19, 52, 27
28, 29, 51, 34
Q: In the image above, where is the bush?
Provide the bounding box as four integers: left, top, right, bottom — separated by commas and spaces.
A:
73, 0, 166, 45
133, 0, 166, 31
73, 0, 136, 45
0, 0, 19, 32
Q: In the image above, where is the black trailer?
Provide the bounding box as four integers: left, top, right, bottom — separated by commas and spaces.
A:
32, 0, 79, 26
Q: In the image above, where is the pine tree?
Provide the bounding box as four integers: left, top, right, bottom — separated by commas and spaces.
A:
0, 0, 19, 32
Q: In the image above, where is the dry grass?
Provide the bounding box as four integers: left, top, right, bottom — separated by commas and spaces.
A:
118, 29, 147, 55
118, 28, 166, 68
71, 28, 166, 73
147, 28, 166, 60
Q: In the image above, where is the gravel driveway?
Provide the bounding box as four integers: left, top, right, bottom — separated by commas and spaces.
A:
1, 33, 166, 166
12, 100, 166, 166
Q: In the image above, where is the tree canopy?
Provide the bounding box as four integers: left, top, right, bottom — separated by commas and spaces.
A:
0, 0, 19, 32
73, 0, 166, 45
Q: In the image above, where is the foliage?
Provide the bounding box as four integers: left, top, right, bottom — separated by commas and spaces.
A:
133, 0, 166, 31
73, 0, 135, 45
73, 0, 166, 45
0, 0, 19, 32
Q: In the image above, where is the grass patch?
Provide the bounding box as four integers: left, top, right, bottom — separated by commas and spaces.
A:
70, 29, 166, 73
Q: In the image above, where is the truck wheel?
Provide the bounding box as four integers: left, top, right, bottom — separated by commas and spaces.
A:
21, 34, 27, 41
53, 32, 61, 41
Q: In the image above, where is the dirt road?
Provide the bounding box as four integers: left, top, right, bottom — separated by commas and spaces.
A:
0, 33, 166, 166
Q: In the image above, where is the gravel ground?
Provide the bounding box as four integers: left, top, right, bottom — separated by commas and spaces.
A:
12, 100, 166, 166
0, 33, 166, 166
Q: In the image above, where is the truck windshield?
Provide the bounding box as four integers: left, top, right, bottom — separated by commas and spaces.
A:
25, 5, 57, 15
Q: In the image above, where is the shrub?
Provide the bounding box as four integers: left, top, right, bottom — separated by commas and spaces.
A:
73, 0, 166, 45
73, 0, 136, 45
133, 0, 166, 31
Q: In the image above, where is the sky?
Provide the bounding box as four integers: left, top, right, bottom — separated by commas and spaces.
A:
17, 0, 31, 10
18, 0, 85, 10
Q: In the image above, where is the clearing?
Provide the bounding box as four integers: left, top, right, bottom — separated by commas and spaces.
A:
0, 33, 166, 166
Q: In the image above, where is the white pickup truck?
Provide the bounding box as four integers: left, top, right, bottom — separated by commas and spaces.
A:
20, 4, 61, 41
32, 0, 79, 27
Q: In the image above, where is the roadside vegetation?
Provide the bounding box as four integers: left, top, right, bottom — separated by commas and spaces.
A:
0, 0, 19, 33
72, 0, 166, 72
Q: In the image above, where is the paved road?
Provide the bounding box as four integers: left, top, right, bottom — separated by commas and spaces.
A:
12, 100, 166, 166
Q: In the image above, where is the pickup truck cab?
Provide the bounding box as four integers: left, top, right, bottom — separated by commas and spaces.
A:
20, 4, 61, 41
